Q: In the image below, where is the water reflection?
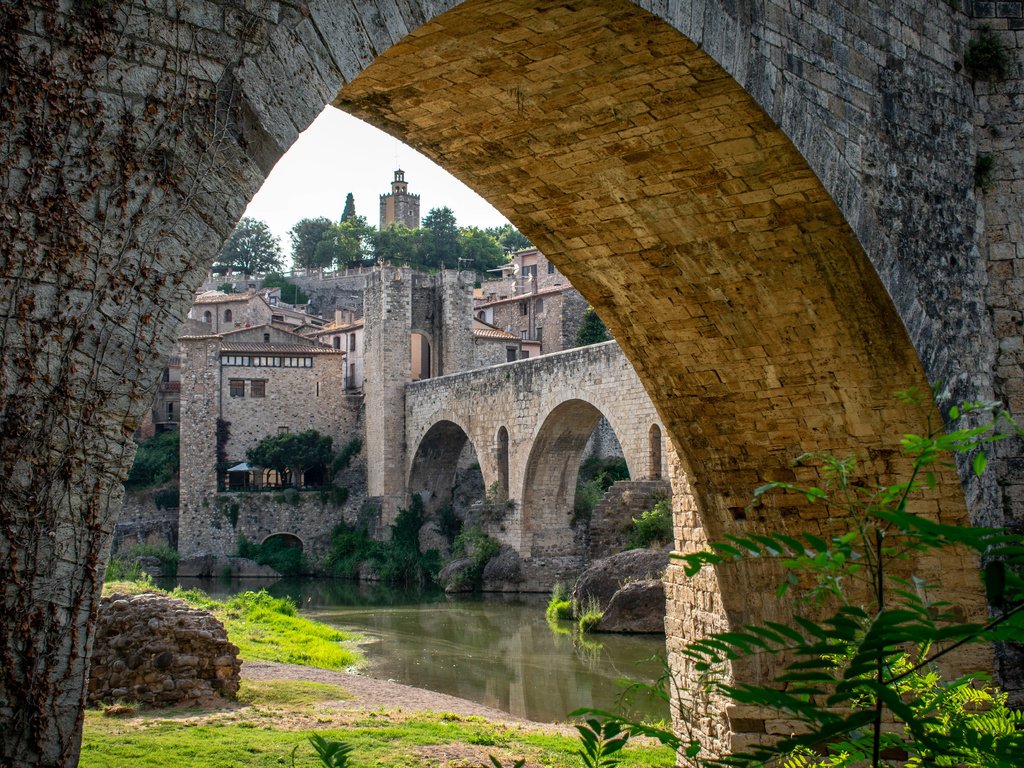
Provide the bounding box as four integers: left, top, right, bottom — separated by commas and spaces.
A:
169, 578, 668, 723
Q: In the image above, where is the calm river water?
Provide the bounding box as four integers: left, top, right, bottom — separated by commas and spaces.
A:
176, 578, 669, 723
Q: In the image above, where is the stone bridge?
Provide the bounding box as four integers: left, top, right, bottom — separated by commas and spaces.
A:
5, 0, 1024, 763
403, 340, 668, 579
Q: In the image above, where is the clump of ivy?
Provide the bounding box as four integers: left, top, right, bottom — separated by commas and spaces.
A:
974, 153, 995, 192
331, 438, 362, 475
964, 28, 1009, 80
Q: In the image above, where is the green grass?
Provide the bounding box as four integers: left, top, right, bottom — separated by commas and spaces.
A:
81, 700, 675, 768
102, 582, 361, 670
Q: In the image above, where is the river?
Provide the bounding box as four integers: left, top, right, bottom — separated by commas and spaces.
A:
175, 577, 669, 723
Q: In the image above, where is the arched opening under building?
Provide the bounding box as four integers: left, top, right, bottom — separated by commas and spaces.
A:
411, 332, 432, 381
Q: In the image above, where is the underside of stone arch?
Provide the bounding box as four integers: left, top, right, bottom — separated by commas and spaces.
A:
408, 419, 476, 515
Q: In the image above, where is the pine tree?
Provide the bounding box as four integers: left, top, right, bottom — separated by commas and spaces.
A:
340, 192, 356, 222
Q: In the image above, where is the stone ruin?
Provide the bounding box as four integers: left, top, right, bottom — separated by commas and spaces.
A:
87, 593, 240, 708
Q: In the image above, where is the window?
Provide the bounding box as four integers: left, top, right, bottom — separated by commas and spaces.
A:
224, 309, 233, 322
547, 261, 555, 274
203, 310, 212, 324
506, 347, 517, 362
536, 326, 543, 342
520, 350, 530, 359
250, 380, 266, 398
333, 336, 341, 349
272, 314, 284, 322
229, 379, 244, 398
167, 402, 174, 417
535, 298, 543, 313
263, 332, 271, 342
520, 302, 528, 315
520, 330, 528, 340
277, 426, 288, 434
349, 334, 356, 352
523, 264, 537, 278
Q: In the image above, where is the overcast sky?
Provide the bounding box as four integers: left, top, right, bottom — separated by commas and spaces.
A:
243, 106, 511, 247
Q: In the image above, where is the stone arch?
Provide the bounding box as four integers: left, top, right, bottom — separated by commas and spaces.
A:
4, 1, 1007, 763
408, 419, 479, 516
648, 424, 662, 481
520, 399, 627, 564
261, 532, 304, 552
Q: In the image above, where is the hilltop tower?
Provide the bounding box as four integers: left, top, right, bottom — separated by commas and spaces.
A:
379, 169, 420, 230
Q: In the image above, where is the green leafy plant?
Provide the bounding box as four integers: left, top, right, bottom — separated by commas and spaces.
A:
331, 438, 362, 475
625, 498, 672, 549
302, 734, 353, 768
237, 535, 308, 577
576, 392, 1024, 766
576, 595, 604, 634
974, 153, 995, 192
124, 543, 179, 576
575, 718, 630, 768
964, 29, 1008, 80
449, 526, 501, 590
125, 429, 179, 489
546, 581, 573, 622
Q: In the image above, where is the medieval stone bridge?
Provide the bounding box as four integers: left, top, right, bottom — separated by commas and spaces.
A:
5, 0, 1024, 763
404, 340, 668, 568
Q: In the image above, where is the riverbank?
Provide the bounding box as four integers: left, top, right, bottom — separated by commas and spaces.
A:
81, 661, 676, 767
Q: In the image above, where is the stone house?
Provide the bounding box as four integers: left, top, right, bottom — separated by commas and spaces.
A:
179, 323, 355, 490
472, 317, 530, 365
475, 248, 588, 354
309, 309, 365, 391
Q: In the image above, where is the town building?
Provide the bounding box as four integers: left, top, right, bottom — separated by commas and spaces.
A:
474, 248, 589, 355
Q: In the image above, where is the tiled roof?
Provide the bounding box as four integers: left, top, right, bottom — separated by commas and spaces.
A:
194, 292, 253, 304
221, 342, 342, 354
473, 328, 518, 340
474, 284, 568, 308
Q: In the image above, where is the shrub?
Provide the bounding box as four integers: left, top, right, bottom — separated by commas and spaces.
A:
546, 583, 573, 622
152, 486, 180, 510
576, 596, 604, 634
435, 505, 463, 546
125, 430, 179, 489
448, 526, 501, 590
373, 496, 441, 585
331, 438, 362, 475
625, 498, 672, 549
237, 535, 308, 577
964, 28, 1008, 80
322, 520, 374, 579
125, 543, 179, 576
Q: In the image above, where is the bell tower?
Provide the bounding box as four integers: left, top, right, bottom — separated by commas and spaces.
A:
379, 168, 421, 230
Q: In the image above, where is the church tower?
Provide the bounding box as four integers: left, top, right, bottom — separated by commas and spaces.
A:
379, 169, 420, 230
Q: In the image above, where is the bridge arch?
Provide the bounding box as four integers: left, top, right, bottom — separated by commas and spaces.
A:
408, 419, 484, 516
261, 532, 304, 552
4, 0, 1012, 763
519, 398, 632, 564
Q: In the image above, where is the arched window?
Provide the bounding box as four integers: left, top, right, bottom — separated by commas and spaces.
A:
333, 336, 341, 349
648, 424, 662, 480
203, 310, 211, 324
224, 309, 233, 323
496, 426, 509, 499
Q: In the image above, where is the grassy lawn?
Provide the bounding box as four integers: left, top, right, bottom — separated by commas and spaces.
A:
88, 581, 674, 767
81, 680, 675, 768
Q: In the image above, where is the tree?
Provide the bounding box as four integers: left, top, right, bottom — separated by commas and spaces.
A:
340, 192, 356, 222
289, 217, 335, 269
486, 223, 532, 253
575, 306, 610, 346
246, 429, 334, 487
421, 206, 460, 268
458, 227, 506, 273
335, 216, 374, 266
261, 272, 308, 305
215, 217, 283, 275
371, 223, 421, 265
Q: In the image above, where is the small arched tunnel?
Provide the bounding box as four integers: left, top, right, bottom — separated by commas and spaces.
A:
261, 533, 303, 552
408, 419, 480, 517
521, 399, 627, 560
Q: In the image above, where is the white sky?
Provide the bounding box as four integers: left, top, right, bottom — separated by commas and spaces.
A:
243, 106, 511, 247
